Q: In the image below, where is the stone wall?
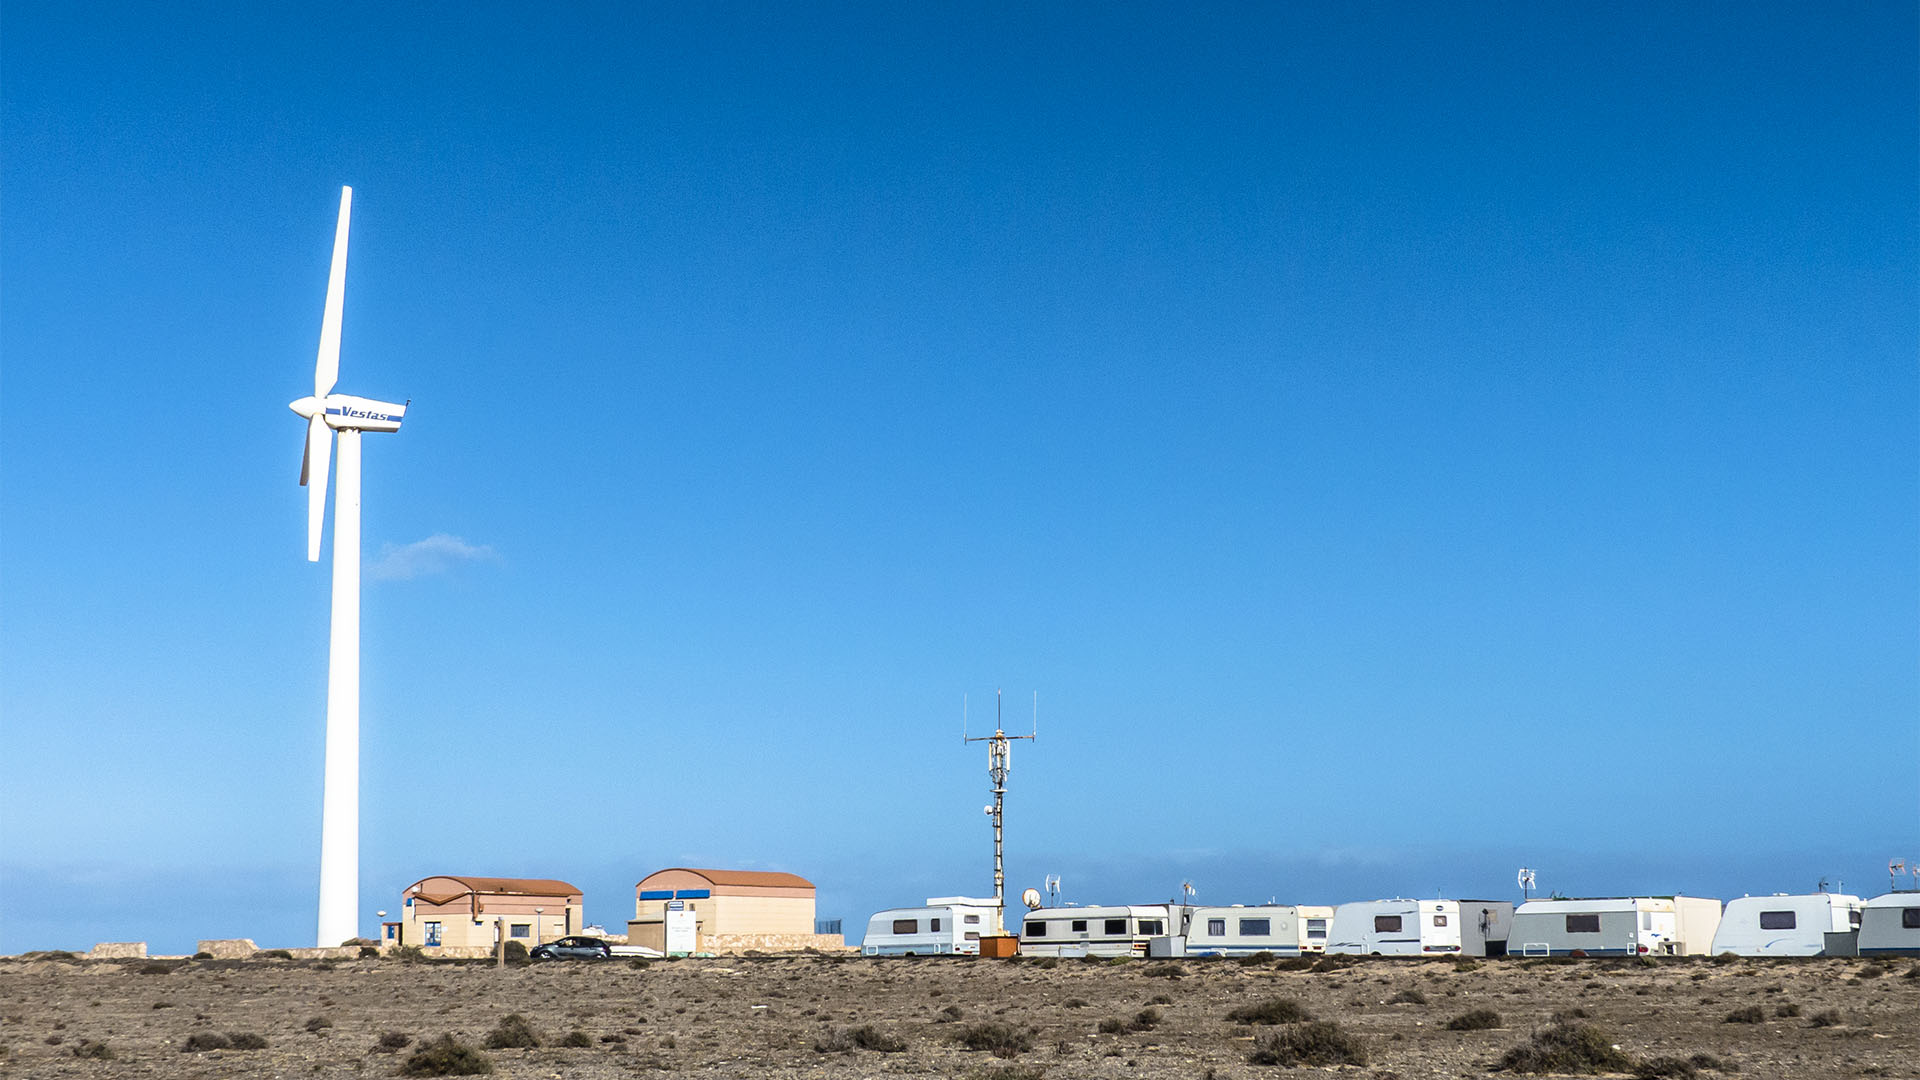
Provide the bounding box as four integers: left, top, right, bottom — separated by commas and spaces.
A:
86, 942, 147, 960
197, 939, 258, 959
702, 933, 852, 954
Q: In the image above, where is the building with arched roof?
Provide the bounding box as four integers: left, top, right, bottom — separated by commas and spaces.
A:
398, 875, 583, 952
627, 867, 846, 954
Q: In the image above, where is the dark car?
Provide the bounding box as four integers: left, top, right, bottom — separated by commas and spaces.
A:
530, 935, 612, 961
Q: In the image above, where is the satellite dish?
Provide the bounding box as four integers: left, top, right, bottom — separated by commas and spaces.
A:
1021, 888, 1043, 910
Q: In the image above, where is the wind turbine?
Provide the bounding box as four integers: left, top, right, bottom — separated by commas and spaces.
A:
289, 186, 407, 947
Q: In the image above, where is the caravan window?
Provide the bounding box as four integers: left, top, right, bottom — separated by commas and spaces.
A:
965, 932, 980, 941
1139, 919, 1164, 934
1104, 919, 1128, 935
1307, 919, 1327, 938
1025, 921, 1046, 938
931, 919, 942, 932
1850, 909, 1862, 928
1071, 920, 1088, 933
1374, 915, 1402, 933
1239, 918, 1271, 937
1903, 909, 1920, 930
1566, 914, 1601, 933
1208, 919, 1226, 936
1758, 911, 1795, 930
892, 919, 918, 935
964, 914, 982, 925
1432, 914, 1448, 927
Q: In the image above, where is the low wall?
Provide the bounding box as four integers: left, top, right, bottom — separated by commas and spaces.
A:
287, 947, 361, 960
703, 933, 852, 954
197, 939, 257, 959
87, 942, 147, 960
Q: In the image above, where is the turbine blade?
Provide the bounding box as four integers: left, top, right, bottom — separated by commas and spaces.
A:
315, 186, 352, 399
300, 429, 311, 486
307, 415, 332, 562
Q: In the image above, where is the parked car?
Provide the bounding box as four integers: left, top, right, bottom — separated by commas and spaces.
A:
530, 935, 612, 961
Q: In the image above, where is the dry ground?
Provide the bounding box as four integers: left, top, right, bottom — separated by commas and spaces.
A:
0, 951, 1914, 1078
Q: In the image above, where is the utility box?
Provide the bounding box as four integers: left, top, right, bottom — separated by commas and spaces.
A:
977, 935, 1019, 959
1148, 936, 1186, 958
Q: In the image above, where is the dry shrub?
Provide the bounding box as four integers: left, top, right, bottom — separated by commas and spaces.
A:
1808, 1010, 1843, 1028
1444, 1008, 1502, 1031
1236, 950, 1275, 966
1142, 962, 1184, 978
1247, 1021, 1368, 1067
258, 949, 294, 960
1454, 958, 1482, 972
1723, 1006, 1765, 1024
70, 1040, 113, 1060
1096, 1017, 1127, 1034
1226, 997, 1311, 1025
228, 1033, 268, 1050
1775, 1002, 1801, 1018
957, 1021, 1034, 1058
936, 1004, 964, 1022
1712, 952, 1741, 966
1634, 1058, 1698, 1078
306, 1015, 334, 1033
181, 1033, 231, 1052
1273, 957, 1314, 972
484, 1013, 541, 1049
557, 1030, 593, 1048
373, 1031, 413, 1053
1389, 988, 1428, 1004
1496, 1023, 1632, 1074
400, 1034, 494, 1076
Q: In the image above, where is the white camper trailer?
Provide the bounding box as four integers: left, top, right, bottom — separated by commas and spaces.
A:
1857, 893, 1920, 958
1510, 896, 1721, 957
1327, 900, 1465, 955
1183, 906, 1309, 957
1019, 905, 1182, 957
1297, 905, 1334, 953
1710, 894, 1862, 957
862, 898, 1001, 956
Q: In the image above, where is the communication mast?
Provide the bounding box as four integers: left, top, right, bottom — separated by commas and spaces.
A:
964, 689, 1037, 933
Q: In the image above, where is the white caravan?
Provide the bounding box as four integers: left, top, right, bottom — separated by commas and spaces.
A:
1183, 906, 1310, 957
1710, 894, 1862, 957
1298, 905, 1335, 953
862, 898, 1001, 956
1857, 893, 1920, 958
1019, 905, 1182, 957
1510, 897, 1721, 957
1327, 900, 1465, 956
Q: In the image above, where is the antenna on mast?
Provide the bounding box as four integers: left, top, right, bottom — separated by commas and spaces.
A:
964, 688, 1037, 935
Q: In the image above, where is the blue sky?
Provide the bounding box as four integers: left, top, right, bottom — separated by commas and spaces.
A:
2, 2, 1915, 953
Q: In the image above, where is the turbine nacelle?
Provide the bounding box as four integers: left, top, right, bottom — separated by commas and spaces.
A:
290, 394, 408, 432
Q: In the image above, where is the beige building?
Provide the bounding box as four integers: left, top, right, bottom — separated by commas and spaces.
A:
627, 867, 847, 954
400, 876, 584, 955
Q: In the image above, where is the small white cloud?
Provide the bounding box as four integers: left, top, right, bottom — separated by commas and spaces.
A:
369, 533, 498, 581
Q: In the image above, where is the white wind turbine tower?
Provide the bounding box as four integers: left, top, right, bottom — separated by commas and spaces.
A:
289, 186, 408, 947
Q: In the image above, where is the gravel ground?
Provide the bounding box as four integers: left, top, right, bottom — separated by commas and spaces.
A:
0, 951, 1914, 1078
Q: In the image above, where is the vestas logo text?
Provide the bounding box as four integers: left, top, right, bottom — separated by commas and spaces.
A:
328, 407, 403, 422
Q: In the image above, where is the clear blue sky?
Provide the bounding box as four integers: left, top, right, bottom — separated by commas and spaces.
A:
2, 2, 1915, 953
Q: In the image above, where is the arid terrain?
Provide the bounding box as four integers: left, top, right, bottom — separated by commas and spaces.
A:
1, 951, 1914, 1078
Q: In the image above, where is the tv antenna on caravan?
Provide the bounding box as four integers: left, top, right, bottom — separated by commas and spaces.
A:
964, 689, 1037, 933
1517, 867, 1536, 901
1181, 881, 1197, 904
1045, 874, 1062, 906
1021, 887, 1043, 911
1892, 859, 1910, 893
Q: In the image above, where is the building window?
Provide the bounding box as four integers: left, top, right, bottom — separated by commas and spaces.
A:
1025, 921, 1047, 938
510, 924, 530, 938
931, 918, 942, 932
1432, 914, 1448, 927
1207, 919, 1226, 936
1104, 919, 1128, 935
1374, 915, 1402, 933
1138, 920, 1163, 935
893, 919, 918, 935
424, 922, 442, 946
1758, 911, 1796, 931
1071, 920, 1088, 933
1566, 914, 1601, 934
964, 914, 981, 925
1239, 918, 1271, 937
1903, 909, 1920, 930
